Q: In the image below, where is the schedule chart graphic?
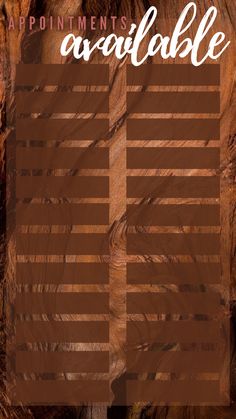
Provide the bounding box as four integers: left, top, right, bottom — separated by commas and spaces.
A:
6, 62, 229, 406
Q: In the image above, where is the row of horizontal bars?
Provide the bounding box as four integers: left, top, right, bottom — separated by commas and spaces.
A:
15, 262, 221, 284
16, 203, 220, 225
16, 147, 219, 169
12, 380, 220, 404
15, 351, 221, 373
15, 292, 220, 314
16, 118, 219, 141
16, 148, 109, 169
16, 176, 219, 197
16, 233, 220, 254
16, 64, 220, 86
15, 320, 222, 344
16, 91, 219, 114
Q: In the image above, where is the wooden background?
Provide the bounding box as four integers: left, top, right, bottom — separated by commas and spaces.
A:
1, 0, 236, 418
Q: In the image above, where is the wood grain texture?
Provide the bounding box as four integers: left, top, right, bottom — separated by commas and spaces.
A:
1, 0, 236, 417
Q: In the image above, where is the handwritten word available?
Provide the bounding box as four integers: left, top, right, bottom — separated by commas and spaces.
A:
60, 2, 230, 66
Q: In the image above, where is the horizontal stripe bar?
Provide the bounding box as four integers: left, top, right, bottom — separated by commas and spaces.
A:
16, 233, 109, 255
16, 351, 109, 373
127, 292, 220, 314
127, 148, 220, 169
16, 92, 109, 114
127, 233, 220, 255
16, 148, 109, 169
127, 263, 221, 284
127, 321, 221, 345
127, 204, 220, 226
16, 204, 109, 225
16, 64, 109, 86
127, 64, 220, 86
15, 293, 109, 314
16, 176, 109, 198
16, 263, 109, 284
127, 176, 219, 198
16, 119, 109, 141
14, 380, 109, 404
127, 351, 222, 373
16, 321, 109, 343
127, 92, 220, 114
127, 119, 220, 141
126, 381, 219, 403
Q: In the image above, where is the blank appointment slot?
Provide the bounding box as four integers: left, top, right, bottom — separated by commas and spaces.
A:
127, 148, 220, 169
16, 148, 109, 170
127, 262, 221, 284
127, 351, 222, 373
127, 204, 220, 226
16, 204, 109, 225
16, 262, 109, 285
127, 233, 220, 255
16, 233, 109, 255
16, 119, 109, 141
16, 351, 109, 373
16, 321, 109, 343
127, 292, 220, 315
127, 321, 221, 345
16, 92, 109, 114
15, 292, 109, 315
127, 119, 220, 141
127, 64, 220, 86
127, 92, 220, 114
16, 64, 109, 86
14, 380, 110, 404
126, 380, 219, 403
127, 176, 219, 198
16, 176, 109, 198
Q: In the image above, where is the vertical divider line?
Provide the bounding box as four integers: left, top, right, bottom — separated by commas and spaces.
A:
108, 62, 127, 405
